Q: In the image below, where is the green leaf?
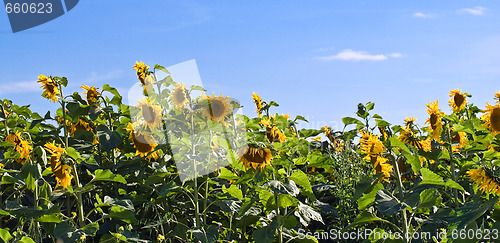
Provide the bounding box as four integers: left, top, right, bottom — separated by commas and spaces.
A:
346, 211, 388, 229
190, 85, 206, 91
105, 206, 138, 224
278, 194, 299, 208
154, 64, 170, 74
417, 188, 442, 209
342, 117, 364, 128
420, 168, 464, 191
294, 202, 323, 226
290, 170, 313, 194
223, 184, 243, 200
357, 182, 383, 210
218, 168, 239, 181
294, 115, 308, 122
389, 137, 421, 173
91, 169, 127, 184
18, 236, 36, 243
299, 129, 322, 138
0, 228, 13, 243
36, 214, 61, 223
375, 190, 406, 216
65, 147, 81, 161
96, 125, 122, 151
252, 219, 278, 243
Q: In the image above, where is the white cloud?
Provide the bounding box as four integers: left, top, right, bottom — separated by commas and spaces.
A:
317, 49, 403, 61
458, 6, 486, 16
412, 12, 435, 18
313, 47, 335, 52
0, 81, 39, 95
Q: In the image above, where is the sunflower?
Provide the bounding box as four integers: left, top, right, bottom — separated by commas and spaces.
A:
425, 101, 444, 141
81, 84, 100, 104
44, 142, 72, 189
202, 93, 232, 124
467, 168, 500, 196
136, 98, 162, 130
125, 122, 160, 161
495, 91, 500, 104
5, 132, 32, 164
133, 61, 150, 84
260, 115, 287, 143
37, 74, 59, 102
404, 117, 416, 129
239, 145, 273, 170
398, 128, 424, 149
373, 156, 392, 182
321, 126, 335, 142
448, 89, 467, 113
359, 131, 384, 158
252, 92, 263, 117
481, 102, 500, 136
450, 128, 468, 152
171, 83, 188, 109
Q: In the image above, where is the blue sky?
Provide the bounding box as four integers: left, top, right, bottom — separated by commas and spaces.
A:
1, 0, 499, 131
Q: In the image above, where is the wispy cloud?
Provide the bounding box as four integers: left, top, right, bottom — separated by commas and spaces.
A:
0, 81, 39, 95
458, 6, 486, 16
317, 49, 403, 61
412, 12, 435, 18
313, 47, 335, 52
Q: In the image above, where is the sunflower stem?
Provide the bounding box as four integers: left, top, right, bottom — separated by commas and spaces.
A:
272, 172, 283, 243
0, 103, 9, 135
389, 149, 409, 243
59, 82, 85, 227
188, 93, 202, 229
446, 122, 459, 208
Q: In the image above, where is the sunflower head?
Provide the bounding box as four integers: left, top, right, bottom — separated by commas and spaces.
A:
239, 145, 273, 170
467, 168, 500, 196
252, 92, 263, 117
404, 117, 416, 128
425, 101, 444, 141
136, 98, 162, 130
171, 83, 189, 109
133, 61, 150, 83
125, 122, 160, 161
398, 128, 424, 150
373, 156, 392, 182
481, 102, 500, 136
359, 131, 384, 157
81, 84, 100, 104
202, 93, 232, 124
37, 74, 60, 102
449, 89, 467, 113
5, 132, 32, 164
495, 91, 500, 104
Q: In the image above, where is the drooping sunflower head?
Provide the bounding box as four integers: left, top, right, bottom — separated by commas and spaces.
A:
481, 102, 500, 136
359, 131, 384, 157
44, 141, 72, 189
239, 145, 273, 170
171, 83, 188, 109
81, 84, 100, 105
448, 89, 467, 113
252, 92, 263, 118
372, 156, 392, 183
125, 122, 160, 161
398, 128, 424, 150
450, 127, 468, 152
425, 101, 444, 141
467, 168, 500, 196
133, 61, 150, 83
69, 118, 94, 137
5, 132, 32, 164
202, 93, 232, 124
37, 74, 60, 102
136, 98, 162, 130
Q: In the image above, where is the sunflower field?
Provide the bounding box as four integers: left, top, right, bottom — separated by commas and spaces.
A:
1, 62, 500, 243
